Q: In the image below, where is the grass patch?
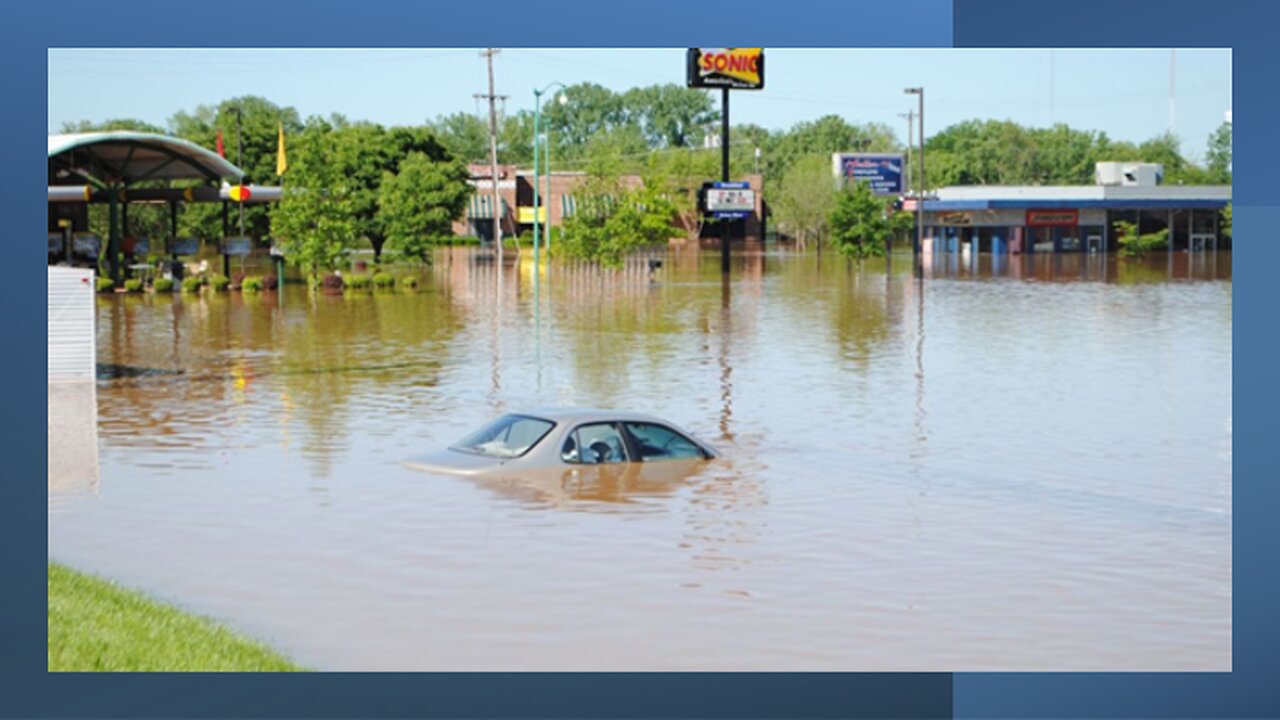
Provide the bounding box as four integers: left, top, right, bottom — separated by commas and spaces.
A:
48, 562, 304, 672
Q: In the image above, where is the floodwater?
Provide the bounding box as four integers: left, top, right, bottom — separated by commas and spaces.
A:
48, 249, 1232, 671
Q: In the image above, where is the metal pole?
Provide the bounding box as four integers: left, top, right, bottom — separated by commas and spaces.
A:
545, 133, 554, 254
237, 107, 245, 239
483, 49, 503, 264
917, 89, 925, 279
107, 189, 120, 284
533, 89, 542, 298
721, 86, 731, 275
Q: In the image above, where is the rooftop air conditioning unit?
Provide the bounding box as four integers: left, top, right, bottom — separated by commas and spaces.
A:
1096, 162, 1163, 187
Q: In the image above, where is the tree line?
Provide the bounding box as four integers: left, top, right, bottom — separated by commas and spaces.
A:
61, 86, 1231, 272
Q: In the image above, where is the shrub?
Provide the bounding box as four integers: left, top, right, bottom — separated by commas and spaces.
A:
372, 272, 396, 289
262, 274, 279, 290
398, 274, 419, 289
1114, 220, 1169, 259
344, 274, 372, 290
321, 274, 344, 292
96, 277, 115, 294
241, 276, 265, 292
181, 277, 203, 294
208, 274, 231, 291
152, 277, 174, 293
123, 279, 143, 293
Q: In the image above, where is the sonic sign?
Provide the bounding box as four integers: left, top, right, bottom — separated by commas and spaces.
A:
687, 48, 765, 90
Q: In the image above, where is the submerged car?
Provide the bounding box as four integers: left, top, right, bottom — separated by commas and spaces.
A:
405, 409, 718, 478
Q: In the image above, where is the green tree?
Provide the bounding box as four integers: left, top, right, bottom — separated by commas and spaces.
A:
59, 118, 165, 134
773, 153, 837, 247
828, 180, 905, 259
622, 84, 719, 149
270, 131, 360, 282
1112, 219, 1169, 259
168, 96, 303, 242
1221, 203, 1232, 239
378, 152, 472, 262
544, 82, 627, 151
427, 112, 491, 165
1205, 121, 1232, 183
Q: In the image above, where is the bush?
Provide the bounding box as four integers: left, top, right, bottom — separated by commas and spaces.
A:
344, 274, 372, 290
321, 274, 344, 292
398, 274, 419, 289
96, 277, 115, 294
241, 276, 265, 293
208, 274, 231, 292
372, 272, 396, 289
1114, 220, 1169, 259
181, 277, 203, 294
152, 277, 174, 293
123, 279, 143, 293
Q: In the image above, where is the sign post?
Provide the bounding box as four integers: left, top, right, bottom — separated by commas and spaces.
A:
688, 48, 764, 274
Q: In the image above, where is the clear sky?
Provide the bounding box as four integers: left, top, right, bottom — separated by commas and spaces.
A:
48, 48, 1231, 163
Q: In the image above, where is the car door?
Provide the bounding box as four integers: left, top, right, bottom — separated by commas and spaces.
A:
620, 422, 709, 462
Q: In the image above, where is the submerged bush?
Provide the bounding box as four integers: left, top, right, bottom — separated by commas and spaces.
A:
1114, 220, 1169, 259
181, 276, 203, 294
262, 274, 278, 290
398, 274, 419, 289
96, 277, 114, 294
344, 274, 372, 290
241, 276, 265, 293
123, 279, 143, 293
208, 274, 231, 292
321, 274, 344, 292
152, 277, 174, 293
372, 272, 396, 289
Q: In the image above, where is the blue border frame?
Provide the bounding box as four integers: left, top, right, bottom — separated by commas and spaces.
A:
953, 0, 1271, 717
12, 0, 1266, 717
16, 1, 960, 718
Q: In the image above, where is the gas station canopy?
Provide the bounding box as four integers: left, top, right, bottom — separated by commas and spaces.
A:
49, 131, 246, 185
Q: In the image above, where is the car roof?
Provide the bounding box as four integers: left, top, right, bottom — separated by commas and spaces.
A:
515, 407, 673, 425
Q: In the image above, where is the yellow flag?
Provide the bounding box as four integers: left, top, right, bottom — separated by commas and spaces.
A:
276, 123, 288, 176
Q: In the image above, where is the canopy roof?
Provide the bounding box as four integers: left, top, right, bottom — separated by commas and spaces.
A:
48, 131, 245, 186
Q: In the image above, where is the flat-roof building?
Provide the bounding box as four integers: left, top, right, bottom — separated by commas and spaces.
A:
909, 163, 1231, 255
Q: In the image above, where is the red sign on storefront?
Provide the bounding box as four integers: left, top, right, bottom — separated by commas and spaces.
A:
1026, 209, 1078, 226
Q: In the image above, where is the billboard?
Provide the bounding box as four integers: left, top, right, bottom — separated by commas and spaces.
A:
833, 153, 905, 196
687, 48, 764, 90
700, 181, 756, 219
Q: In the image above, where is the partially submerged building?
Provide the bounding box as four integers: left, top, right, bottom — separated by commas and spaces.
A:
910, 162, 1231, 254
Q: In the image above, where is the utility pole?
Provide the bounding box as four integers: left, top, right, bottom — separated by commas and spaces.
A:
477, 49, 506, 264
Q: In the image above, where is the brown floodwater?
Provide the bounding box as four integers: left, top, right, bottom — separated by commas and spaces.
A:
48, 249, 1232, 671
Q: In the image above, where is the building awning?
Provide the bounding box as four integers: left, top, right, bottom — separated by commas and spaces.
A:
468, 194, 510, 220
49, 132, 246, 186
923, 198, 1230, 212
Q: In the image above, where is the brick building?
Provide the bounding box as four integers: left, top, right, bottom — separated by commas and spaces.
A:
454, 164, 766, 247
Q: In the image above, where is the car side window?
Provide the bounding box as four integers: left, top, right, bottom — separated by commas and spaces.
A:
562, 423, 628, 465
623, 423, 704, 461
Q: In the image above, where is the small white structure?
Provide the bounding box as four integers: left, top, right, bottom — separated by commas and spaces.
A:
1095, 162, 1164, 187
48, 266, 99, 496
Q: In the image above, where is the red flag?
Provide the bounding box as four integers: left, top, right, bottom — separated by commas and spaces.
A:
216, 128, 225, 158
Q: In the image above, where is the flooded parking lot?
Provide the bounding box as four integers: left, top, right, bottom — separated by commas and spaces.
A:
48, 249, 1232, 671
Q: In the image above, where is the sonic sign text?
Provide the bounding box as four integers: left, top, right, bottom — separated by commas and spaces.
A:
687, 48, 765, 90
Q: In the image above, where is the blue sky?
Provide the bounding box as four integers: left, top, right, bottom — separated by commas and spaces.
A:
48, 48, 1231, 162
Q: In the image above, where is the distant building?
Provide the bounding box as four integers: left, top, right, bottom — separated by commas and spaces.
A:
909, 163, 1231, 254
453, 164, 766, 246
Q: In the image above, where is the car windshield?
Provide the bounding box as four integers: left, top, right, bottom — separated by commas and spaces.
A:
451, 414, 555, 458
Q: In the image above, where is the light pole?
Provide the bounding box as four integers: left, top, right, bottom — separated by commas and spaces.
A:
904, 87, 925, 279
533, 82, 567, 288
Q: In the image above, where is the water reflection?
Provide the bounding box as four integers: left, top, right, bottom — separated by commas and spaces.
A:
51, 248, 1232, 671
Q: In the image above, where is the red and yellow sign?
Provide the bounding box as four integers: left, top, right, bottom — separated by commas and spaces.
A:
687, 48, 764, 90
1026, 209, 1078, 227
228, 185, 253, 203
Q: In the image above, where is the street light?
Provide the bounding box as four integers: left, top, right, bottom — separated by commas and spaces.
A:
533, 82, 567, 286
904, 87, 924, 278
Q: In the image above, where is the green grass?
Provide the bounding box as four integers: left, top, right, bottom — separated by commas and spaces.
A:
48, 562, 304, 672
